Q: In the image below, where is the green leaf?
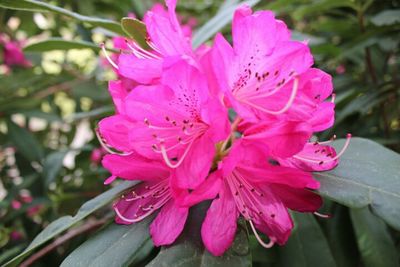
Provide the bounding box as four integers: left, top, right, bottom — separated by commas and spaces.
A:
3, 181, 138, 266
192, 0, 260, 48
42, 151, 68, 185
325, 205, 359, 267
61, 219, 154, 267
314, 137, 400, 231
121, 18, 150, 49
278, 212, 337, 267
0, 0, 124, 35
24, 38, 106, 52
6, 119, 44, 162
350, 207, 399, 267
371, 10, 400, 26
292, 0, 357, 20
146, 203, 251, 267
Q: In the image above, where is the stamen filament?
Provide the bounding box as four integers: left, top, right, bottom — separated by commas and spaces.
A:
95, 128, 132, 156
294, 134, 351, 164
314, 211, 331, 219
100, 43, 119, 69
249, 220, 275, 249
160, 140, 194, 168
240, 77, 299, 115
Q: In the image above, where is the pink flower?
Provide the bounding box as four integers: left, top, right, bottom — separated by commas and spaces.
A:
179, 140, 322, 256
106, 0, 195, 85
99, 59, 229, 188
26, 204, 44, 217
11, 200, 22, 210
0, 35, 32, 68
90, 147, 107, 165
336, 64, 346, 74
102, 153, 189, 246
211, 6, 314, 121
10, 231, 23, 241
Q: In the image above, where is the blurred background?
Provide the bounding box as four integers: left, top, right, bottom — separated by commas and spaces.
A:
0, 0, 399, 266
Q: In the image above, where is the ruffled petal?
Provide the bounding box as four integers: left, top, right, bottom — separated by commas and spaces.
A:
243, 120, 312, 158
201, 183, 239, 256
102, 154, 170, 181
98, 115, 135, 152
118, 54, 162, 84
150, 199, 188, 246
174, 135, 216, 189
270, 185, 322, 212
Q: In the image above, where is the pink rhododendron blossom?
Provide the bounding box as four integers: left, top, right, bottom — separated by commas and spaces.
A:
101, 0, 196, 85
211, 6, 314, 121
11, 200, 21, 210
99, 59, 230, 188
102, 153, 189, 246
99, 1, 351, 257
0, 34, 31, 68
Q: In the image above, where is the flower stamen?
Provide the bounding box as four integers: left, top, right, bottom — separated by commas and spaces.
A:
100, 43, 119, 69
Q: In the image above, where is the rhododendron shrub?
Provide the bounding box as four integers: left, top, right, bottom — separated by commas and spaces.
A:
2, 0, 400, 266
98, 0, 352, 256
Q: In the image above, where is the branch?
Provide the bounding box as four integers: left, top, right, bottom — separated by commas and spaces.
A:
20, 217, 109, 267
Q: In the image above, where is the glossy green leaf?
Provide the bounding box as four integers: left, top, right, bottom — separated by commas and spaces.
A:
61, 219, 154, 267
325, 205, 359, 267
3, 181, 138, 266
6, 119, 44, 162
121, 18, 150, 49
0, 0, 124, 35
278, 212, 336, 267
42, 151, 67, 185
192, 0, 260, 48
371, 10, 400, 26
24, 38, 107, 52
350, 207, 399, 267
146, 203, 251, 267
293, 0, 357, 20
314, 138, 400, 230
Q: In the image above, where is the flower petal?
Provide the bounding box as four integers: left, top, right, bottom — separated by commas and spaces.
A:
98, 115, 135, 152
201, 183, 239, 256
102, 154, 169, 181
150, 199, 188, 246
118, 54, 162, 84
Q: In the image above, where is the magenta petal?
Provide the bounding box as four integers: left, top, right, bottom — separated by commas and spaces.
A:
118, 54, 162, 84
102, 154, 169, 181
98, 115, 135, 152
280, 143, 338, 172
201, 184, 239, 256
238, 165, 320, 190
309, 102, 335, 132
173, 171, 222, 207
108, 80, 127, 114
270, 185, 322, 212
150, 199, 188, 246
243, 120, 312, 158
174, 135, 216, 189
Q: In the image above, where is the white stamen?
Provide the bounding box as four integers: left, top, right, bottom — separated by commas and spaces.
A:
160, 140, 194, 168
100, 43, 119, 69
240, 77, 299, 115
95, 128, 132, 156
249, 220, 275, 249
314, 211, 331, 219
294, 134, 352, 164
331, 93, 336, 103
317, 135, 337, 145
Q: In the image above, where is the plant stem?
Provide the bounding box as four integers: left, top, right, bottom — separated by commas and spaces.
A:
20, 217, 109, 267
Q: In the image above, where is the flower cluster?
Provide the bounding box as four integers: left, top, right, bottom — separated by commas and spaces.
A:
98, 0, 351, 256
